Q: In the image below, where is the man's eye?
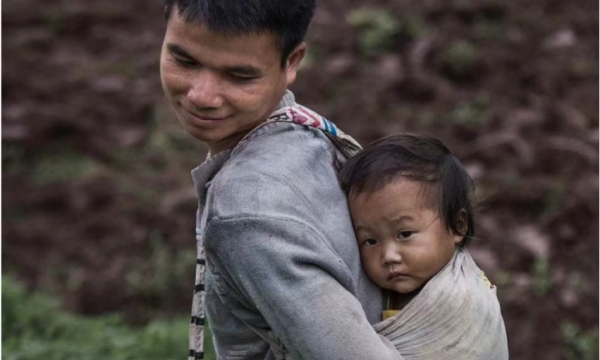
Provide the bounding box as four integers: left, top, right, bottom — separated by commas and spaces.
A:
397, 231, 413, 240
174, 57, 196, 67
228, 74, 256, 82
362, 239, 378, 247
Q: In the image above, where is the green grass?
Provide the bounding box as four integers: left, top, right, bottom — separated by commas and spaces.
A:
2, 143, 27, 173
33, 151, 104, 186
3, 143, 104, 186
125, 232, 196, 308
441, 40, 480, 79
2, 276, 189, 360
532, 258, 552, 298
473, 21, 504, 41
347, 7, 400, 56
451, 93, 491, 126
561, 322, 599, 360
401, 17, 431, 40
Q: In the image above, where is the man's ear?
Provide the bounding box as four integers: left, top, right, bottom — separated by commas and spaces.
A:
285, 42, 307, 86
453, 209, 468, 244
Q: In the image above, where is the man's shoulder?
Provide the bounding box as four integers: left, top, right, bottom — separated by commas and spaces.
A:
225, 122, 336, 183
237, 120, 333, 159
208, 122, 345, 219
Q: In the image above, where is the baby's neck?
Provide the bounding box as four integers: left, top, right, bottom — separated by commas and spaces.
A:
386, 287, 423, 310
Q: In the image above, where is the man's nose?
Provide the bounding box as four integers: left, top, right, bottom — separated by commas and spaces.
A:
382, 242, 402, 266
187, 71, 224, 109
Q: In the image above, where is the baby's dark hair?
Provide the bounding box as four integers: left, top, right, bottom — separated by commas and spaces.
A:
339, 134, 475, 246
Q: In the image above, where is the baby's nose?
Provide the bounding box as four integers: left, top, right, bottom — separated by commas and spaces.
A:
381, 243, 402, 265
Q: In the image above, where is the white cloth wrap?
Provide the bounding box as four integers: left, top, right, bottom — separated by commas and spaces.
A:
374, 249, 509, 360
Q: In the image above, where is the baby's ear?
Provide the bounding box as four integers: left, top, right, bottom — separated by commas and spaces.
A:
453, 209, 468, 243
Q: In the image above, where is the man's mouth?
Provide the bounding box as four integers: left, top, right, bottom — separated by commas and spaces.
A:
185, 108, 228, 121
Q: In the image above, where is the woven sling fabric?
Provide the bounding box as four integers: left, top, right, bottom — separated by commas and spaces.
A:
373, 248, 509, 360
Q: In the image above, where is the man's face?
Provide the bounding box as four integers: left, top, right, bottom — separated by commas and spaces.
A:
160, 10, 305, 154
349, 179, 462, 295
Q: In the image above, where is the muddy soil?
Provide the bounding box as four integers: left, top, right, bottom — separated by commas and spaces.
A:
3, 1, 598, 359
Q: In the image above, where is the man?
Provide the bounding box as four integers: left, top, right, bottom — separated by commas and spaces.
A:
160, 1, 402, 359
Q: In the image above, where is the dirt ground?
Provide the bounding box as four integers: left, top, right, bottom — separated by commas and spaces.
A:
3, 0, 598, 359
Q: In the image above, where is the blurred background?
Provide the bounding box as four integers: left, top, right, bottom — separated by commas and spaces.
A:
2, 0, 598, 359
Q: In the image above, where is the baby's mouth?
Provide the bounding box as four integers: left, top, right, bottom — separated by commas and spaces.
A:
387, 267, 408, 280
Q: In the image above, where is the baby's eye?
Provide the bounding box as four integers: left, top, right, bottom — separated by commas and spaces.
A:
397, 231, 413, 240
362, 238, 378, 247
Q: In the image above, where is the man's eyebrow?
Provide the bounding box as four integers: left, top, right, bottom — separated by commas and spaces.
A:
167, 44, 193, 58
167, 43, 262, 76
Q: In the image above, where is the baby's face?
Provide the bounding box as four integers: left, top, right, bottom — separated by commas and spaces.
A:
349, 179, 462, 294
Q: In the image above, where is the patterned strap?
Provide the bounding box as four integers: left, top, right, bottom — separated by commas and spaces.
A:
266, 105, 362, 158
190, 241, 208, 359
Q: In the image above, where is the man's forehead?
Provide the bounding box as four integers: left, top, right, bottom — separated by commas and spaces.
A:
167, 14, 278, 50
164, 17, 282, 72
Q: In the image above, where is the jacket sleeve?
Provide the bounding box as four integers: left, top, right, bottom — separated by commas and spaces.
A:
204, 215, 404, 360
204, 267, 273, 360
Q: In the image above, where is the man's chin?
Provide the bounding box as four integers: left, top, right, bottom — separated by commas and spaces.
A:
183, 123, 225, 142
184, 129, 221, 146
203, 134, 245, 154
185, 123, 264, 152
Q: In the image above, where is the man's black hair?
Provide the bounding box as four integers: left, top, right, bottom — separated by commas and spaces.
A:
339, 134, 476, 246
164, 0, 316, 67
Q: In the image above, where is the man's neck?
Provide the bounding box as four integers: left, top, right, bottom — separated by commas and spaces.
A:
206, 115, 271, 155
207, 132, 247, 155
207, 91, 295, 155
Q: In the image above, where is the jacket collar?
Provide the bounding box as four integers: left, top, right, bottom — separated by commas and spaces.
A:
190, 90, 296, 201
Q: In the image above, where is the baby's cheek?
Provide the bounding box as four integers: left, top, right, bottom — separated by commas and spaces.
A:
414, 263, 435, 282
362, 259, 385, 287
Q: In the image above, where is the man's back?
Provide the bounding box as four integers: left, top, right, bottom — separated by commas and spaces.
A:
192, 118, 398, 359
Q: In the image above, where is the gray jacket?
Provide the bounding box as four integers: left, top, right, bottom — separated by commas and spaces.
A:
190, 92, 401, 360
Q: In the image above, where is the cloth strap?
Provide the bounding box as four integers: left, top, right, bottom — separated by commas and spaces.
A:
265, 104, 362, 159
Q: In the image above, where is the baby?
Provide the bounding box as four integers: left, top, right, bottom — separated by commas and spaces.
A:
340, 134, 509, 360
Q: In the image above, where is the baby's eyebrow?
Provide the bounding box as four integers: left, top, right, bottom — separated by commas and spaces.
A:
354, 224, 369, 233
391, 215, 416, 224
